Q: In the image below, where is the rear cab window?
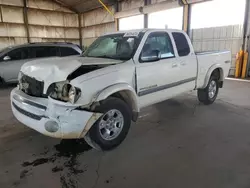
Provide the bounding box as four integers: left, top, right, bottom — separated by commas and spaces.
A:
172, 32, 190, 57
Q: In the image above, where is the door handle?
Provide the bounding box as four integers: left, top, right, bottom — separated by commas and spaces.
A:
180, 61, 186, 66
172, 63, 178, 68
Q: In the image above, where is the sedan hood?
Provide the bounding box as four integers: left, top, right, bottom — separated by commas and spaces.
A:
21, 56, 122, 83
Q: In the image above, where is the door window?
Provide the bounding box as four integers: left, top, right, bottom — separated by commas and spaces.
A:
172, 32, 190, 57
6, 48, 29, 61
60, 47, 79, 57
141, 32, 175, 62
30, 46, 59, 58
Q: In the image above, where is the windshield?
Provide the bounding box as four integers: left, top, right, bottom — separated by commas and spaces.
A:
83, 33, 141, 60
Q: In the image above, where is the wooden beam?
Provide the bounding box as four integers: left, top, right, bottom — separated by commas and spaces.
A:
182, 4, 191, 35
144, 0, 151, 28
115, 0, 119, 31
78, 13, 83, 48
23, 0, 30, 43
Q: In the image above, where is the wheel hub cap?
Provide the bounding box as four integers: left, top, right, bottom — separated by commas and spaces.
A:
208, 80, 217, 99
98, 109, 124, 141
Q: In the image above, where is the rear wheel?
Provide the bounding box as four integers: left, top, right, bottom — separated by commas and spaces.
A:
198, 75, 219, 105
86, 97, 132, 150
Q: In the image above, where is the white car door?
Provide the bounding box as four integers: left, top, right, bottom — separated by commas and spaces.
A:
134, 31, 182, 108
171, 32, 197, 91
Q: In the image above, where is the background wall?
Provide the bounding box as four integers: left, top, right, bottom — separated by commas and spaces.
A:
190, 25, 244, 76
0, 0, 81, 49
80, 5, 115, 48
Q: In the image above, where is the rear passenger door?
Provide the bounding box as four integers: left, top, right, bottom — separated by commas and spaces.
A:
172, 32, 197, 91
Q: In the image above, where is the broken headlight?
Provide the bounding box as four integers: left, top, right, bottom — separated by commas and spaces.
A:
50, 81, 81, 104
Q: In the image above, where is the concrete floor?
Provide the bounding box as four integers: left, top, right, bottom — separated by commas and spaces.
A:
1, 80, 250, 188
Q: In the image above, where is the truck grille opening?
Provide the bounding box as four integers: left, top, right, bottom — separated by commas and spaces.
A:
19, 75, 47, 98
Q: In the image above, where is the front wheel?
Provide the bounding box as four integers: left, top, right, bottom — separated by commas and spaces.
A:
197, 76, 219, 105
87, 97, 132, 150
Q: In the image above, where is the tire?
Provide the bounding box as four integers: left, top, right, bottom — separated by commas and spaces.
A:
197, 75, 219, 105
88, 97, 132, 150
0, 77, 5, 87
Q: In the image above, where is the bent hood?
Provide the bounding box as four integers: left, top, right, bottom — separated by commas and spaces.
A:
21, 56, 122, 83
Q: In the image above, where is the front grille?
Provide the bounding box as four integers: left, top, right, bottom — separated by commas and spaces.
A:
19, 75, 46, 98
12, 102, 42, 120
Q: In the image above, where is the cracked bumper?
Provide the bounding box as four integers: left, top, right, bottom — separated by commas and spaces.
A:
11, 88, 102, 139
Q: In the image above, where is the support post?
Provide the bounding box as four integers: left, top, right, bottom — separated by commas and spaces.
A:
182, 4, 191, 36
115, 1, 119, 31
144, 0, 151, 28
242, 0, 250, 78
23, 0, 30, 43
78, 14, 83, 49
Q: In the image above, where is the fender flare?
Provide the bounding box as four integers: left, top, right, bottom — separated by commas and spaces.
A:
94, 83, 140, 114
201, 64, 224, 89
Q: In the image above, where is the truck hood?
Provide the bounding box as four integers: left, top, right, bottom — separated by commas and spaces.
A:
21, 56, 123, 83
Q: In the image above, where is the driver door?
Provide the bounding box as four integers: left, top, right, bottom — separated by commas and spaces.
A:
135, 31, 180, 108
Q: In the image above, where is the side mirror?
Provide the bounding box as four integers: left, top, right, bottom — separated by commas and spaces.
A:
3, 56, 11, 61
141, 50, 161, 62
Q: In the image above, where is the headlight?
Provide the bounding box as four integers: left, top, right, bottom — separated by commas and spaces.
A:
50, 82, 81, 104
17, 72, 24, 90
18, 72, 23, 81
68, 85, 81, 104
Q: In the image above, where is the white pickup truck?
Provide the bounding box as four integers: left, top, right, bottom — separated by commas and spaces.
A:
11, 29, 231, 150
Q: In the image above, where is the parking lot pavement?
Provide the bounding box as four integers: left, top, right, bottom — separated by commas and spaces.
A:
1, 80, 250, 188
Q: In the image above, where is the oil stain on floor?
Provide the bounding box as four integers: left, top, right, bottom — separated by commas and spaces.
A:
18, 139, 92, 188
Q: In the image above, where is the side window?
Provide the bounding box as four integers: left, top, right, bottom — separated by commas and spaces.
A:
7, 48, 29, 61
46, 47, 59, 57
60, 47, 79, 57
29, 46, 59, 59
141, 32, 175, 62
172, 32, 190, 57
31, 47, 47, 58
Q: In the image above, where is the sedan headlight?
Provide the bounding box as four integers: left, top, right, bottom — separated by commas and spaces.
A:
50, 82, 81, 104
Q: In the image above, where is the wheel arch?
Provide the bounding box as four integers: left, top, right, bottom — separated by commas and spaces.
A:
93, 83, 139, 122
202, 64, 224, 89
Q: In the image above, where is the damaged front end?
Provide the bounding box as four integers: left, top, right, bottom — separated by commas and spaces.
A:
11, 87, 103, 139
12, 65, 110, 139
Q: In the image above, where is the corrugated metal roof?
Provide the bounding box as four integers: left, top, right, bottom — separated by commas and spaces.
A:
52, 0, 117, 13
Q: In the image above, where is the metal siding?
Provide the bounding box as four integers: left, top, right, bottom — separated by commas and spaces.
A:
63, 13, 79, 27
82, 6, 115, 27
0, 0, 23, 7
0, 23, 26, 37
1, 6, 24, 23
28, 9, 64, 26
120, 0, 144, 11
82, 37, 97, 47
27, 0, 73, 13
64, 28, 79, 39
191, 25, 243, 76
151, 0, 177, 4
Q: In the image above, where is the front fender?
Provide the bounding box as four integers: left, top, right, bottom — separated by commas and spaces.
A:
93, 83, 140, 115
201, 64, 224, 89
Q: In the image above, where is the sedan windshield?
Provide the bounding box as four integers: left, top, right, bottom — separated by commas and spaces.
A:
83, 33, 141, 61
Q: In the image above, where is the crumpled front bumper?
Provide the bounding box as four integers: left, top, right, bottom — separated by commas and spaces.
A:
11, 88, 102, 139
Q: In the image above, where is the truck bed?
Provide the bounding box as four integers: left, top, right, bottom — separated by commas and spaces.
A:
195, 50, 231, 89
